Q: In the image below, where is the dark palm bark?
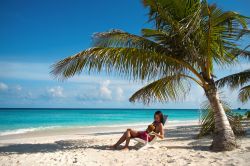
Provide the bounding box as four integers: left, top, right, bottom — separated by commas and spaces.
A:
204, 81, 237, 151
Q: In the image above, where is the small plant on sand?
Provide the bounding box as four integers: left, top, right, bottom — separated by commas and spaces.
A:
198, 100, 245, 138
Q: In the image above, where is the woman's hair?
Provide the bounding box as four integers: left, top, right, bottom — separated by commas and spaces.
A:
154, 110, 164, 124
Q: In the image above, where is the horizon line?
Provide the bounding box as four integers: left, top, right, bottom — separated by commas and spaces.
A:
0, 107, 247, 110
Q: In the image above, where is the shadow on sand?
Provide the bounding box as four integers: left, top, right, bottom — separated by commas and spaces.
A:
0, 140, 87, 154
0, 124, 212, 154
0, 139, 138, 154
0, 141, 209, 154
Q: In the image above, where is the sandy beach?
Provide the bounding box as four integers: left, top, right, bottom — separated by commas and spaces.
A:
1, 0, 250, 165
0, 121, 249, 166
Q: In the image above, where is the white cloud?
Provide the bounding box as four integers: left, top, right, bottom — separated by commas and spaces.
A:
116, 87, 124, 101
47, 86, 65, 98
76, 80, 126, 102
99, 80, 112, 99
0, 82, 8, 91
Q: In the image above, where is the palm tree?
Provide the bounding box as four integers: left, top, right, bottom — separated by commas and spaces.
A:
216, 69, 250, 103
51, 0, 249, 151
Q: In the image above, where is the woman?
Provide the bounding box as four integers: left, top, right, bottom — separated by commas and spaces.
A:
112, 111, 165, 151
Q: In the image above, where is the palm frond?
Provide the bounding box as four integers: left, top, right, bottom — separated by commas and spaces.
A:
216, 69, 250, 89
143, 0, 200, 23
239, 85, 250, 103
92, 29, 167, 53
200, 4, 248, 74
51, 47, 186, 81
212, 11, 248, 29
129, 74, 190, 104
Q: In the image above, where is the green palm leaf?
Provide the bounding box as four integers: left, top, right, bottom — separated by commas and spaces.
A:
239, 85, 250, 103
92, 30, 166, 53
216, 69, 250, 103
216, 69, 250, 89
129, 74, 190, 104
51, 47, 187, 81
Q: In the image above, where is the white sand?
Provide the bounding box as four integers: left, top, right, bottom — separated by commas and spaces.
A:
0, 121, 250, 166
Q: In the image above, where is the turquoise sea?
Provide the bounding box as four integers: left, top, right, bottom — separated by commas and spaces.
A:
0, 108, 248, 135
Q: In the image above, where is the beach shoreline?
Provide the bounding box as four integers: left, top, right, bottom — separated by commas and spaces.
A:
1, 120, 250, 166
0, 120, 199, 140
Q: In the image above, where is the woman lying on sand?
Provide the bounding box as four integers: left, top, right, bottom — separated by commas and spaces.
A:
112, 111, 164, 151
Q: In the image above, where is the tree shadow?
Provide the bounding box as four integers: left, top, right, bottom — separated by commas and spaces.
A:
0, 138, 211, 154
0, 142, 65, 154
0, 124, 214, 154
164, 125, 200, 139
0, 139, 95, 154
0, 139, 139, 154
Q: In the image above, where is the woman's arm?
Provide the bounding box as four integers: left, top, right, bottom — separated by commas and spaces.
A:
155, 123, 164, 139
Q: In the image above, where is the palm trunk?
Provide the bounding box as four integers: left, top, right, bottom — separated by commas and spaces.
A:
204, 81, 237, 151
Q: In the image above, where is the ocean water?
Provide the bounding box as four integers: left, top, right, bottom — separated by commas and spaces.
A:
0, 108, 248, 135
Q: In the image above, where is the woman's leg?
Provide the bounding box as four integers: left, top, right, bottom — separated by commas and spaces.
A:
122, 129, 139, 150
113, 132, 126, 147
113, 128, 139, 149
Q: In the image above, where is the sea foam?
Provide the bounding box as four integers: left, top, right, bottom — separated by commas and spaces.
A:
0, 126, 61, 136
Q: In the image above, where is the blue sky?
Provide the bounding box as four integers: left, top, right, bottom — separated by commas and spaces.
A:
0, 0, 249, 108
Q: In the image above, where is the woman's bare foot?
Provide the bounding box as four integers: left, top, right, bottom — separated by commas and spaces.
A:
121, 147, 129, 151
